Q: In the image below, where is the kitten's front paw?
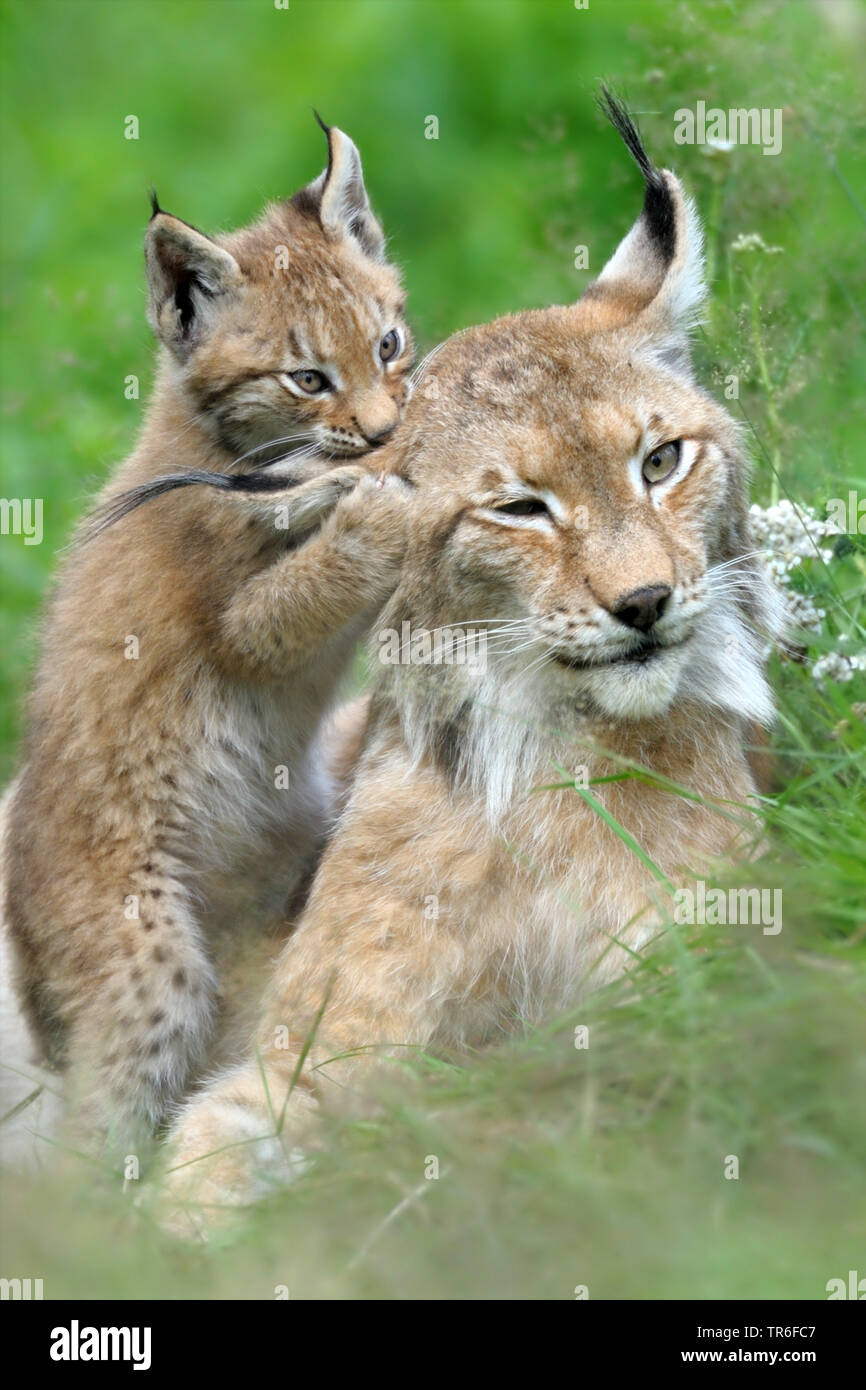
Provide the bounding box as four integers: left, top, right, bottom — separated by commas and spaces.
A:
332, 471, 412, 571
285, 463, 369, 532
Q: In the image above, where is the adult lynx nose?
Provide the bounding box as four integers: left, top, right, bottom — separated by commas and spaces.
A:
611, 584, 672, 631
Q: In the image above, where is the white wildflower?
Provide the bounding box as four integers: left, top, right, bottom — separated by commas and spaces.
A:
811, 652, 866, 684
702, 136, 736, 157
749, 500, 864, 683
731, 232, 784, 255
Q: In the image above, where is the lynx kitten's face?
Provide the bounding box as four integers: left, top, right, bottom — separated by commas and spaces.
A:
185, 225, 412, 458
145, 122, 413, 461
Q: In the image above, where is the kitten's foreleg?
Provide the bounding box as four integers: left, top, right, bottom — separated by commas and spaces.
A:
220, 475, 410, 677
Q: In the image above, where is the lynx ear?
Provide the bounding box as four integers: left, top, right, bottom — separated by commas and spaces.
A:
577, 90, 705, 369
302, 116, 386, 261
145, 198, 242, 353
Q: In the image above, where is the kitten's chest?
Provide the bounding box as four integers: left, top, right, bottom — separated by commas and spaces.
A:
184, 648, 356, 873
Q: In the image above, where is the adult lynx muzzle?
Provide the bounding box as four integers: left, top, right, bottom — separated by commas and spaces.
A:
159, 94, 781, 1230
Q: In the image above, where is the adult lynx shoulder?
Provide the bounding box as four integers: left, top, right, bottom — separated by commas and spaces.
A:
160, 94, 780, 1230
3, 118, 413, 1150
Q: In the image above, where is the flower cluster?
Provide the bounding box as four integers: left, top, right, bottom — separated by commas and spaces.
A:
730, 231, 784, 256
812, 649, 866, 683
748, 500, 863, 683
749, 498, 840, 578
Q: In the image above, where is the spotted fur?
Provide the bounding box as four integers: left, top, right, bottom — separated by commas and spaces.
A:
159, 97, 781, 1232
2, 120, 412, 1152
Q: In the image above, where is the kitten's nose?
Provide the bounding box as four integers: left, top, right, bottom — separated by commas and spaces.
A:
611, 584, 671, 631
362, 421, 396, 447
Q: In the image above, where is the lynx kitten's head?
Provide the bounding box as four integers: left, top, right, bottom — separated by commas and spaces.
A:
145, 118, 412, 460
380, 95, 780, 813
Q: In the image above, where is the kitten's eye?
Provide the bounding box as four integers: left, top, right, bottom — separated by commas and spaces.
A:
289, 369, 330, 395
379, 329, 401, 363
495, 497, 551, 518
643, 439, 681, 484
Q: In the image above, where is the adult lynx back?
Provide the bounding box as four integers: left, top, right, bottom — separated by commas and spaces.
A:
161, 94, 780, 1227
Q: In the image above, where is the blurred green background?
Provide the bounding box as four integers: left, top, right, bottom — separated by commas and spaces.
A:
2, 0, 865, 779
1, 0, 864, 1300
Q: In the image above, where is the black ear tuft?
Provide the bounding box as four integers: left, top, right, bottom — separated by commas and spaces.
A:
290, 112, 332, 220
597, 87, 656, 185
148, 187, 162, 219
597, 85, 676, 263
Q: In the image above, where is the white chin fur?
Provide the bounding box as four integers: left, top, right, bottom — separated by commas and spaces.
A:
570, 604, 775, 728
681, 605, 776, 727
576, 646, 686, 721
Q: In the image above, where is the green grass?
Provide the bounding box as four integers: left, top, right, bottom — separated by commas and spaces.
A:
1, 0, 865, 1299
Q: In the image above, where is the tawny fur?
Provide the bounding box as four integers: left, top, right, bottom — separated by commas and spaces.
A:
2, 122, 413, 1151
158, 101, 782, 1231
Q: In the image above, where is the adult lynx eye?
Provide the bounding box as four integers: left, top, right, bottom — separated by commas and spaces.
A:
289, 369, 330, 394
642, 439, 681, 484
379, 329, 401, 362
496, 497, 551, 517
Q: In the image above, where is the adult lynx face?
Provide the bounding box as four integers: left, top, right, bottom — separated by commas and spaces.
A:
384, 95, 778, 807
402, 326, 770, 724
146, 118, 412, 459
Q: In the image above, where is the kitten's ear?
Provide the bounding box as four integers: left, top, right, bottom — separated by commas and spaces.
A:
575, 90, 705, 370
303, 116, 386, 261
145, 197, 242, 353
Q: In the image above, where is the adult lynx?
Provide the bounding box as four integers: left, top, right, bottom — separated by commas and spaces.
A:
159, 94, 781, 1230
159, 95, 783, 1228
2, 118, 412, 1150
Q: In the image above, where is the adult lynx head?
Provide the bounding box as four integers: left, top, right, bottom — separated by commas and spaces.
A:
377, 93, 779, 816
145, 116, 412, 458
